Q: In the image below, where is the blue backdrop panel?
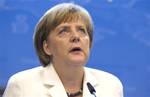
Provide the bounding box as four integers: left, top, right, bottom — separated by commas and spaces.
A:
0, 0, 150, 97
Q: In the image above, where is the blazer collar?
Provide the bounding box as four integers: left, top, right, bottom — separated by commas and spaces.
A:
42, 64, 68, 97
42, 64, 99, 97
82, 68, 99, 97
84, 67, 99, 87
43, 64, 61, 85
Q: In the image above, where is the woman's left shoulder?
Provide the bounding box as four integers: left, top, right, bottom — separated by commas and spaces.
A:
84, 67, 123, 86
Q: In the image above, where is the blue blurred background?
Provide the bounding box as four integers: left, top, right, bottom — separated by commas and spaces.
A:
0, 0, 150, 97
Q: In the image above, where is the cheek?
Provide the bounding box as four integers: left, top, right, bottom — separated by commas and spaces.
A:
82, 36, 90, 54
84, 36, 90, 47
48, 40, 59, 55
50, 39, 67, 54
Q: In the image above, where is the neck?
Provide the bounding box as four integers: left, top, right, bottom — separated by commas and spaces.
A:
52, 62, 84, 93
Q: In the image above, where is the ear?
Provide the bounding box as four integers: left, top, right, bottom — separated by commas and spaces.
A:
43, 40, 51, 55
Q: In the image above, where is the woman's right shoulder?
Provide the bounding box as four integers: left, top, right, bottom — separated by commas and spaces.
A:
8, 66, 43, 83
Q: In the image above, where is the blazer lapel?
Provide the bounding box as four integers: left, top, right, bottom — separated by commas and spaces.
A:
48, 85, 68, 97
42, 64, 68, 97
42, 65, 101, 97
82, 68, 99, 97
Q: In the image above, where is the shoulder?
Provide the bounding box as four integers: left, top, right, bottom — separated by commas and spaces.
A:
8, 66, 43, 84
84, 67, 123, 97
85, 67, 123, 88
85, 67, 117, 78
3, 66, 44, 97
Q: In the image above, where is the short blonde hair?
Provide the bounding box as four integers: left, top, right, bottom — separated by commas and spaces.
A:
33, 3, 94, 67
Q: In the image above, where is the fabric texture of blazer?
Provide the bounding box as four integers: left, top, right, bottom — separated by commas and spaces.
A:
3, 64, 123, 97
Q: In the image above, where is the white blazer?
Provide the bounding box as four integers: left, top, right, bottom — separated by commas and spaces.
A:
3, 64, 123, 97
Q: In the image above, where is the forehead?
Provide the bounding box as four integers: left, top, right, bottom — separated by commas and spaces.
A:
56, 21, 86, 29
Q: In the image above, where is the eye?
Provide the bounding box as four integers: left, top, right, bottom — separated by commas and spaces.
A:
78, 27, 87, 34
58, 27, 69, 34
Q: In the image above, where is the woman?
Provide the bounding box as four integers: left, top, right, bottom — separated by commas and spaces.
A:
3, 3, 123, 97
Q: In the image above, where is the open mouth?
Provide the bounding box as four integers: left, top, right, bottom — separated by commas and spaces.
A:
69, 47, 82, 52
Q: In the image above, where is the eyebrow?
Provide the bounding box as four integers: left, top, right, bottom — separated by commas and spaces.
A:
59, 25, 70, 29
76, 25, 85, 28
59, 25, 85, 29
56, 23, 86, 31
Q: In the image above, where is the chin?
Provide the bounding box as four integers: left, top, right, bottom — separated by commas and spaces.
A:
69, 59, 87, 66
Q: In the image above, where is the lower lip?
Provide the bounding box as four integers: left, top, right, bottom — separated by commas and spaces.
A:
70, 51, 82, 54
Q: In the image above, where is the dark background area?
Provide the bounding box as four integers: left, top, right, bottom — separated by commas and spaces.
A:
0, 0, 150, 97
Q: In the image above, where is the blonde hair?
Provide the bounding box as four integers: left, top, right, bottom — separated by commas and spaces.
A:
33, 3, 94, 67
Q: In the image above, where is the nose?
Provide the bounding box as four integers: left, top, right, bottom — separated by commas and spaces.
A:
70, 36, 80, 43
70, 31, 80, 43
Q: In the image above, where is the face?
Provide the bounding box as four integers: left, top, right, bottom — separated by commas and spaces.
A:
43, 21, 90, 67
